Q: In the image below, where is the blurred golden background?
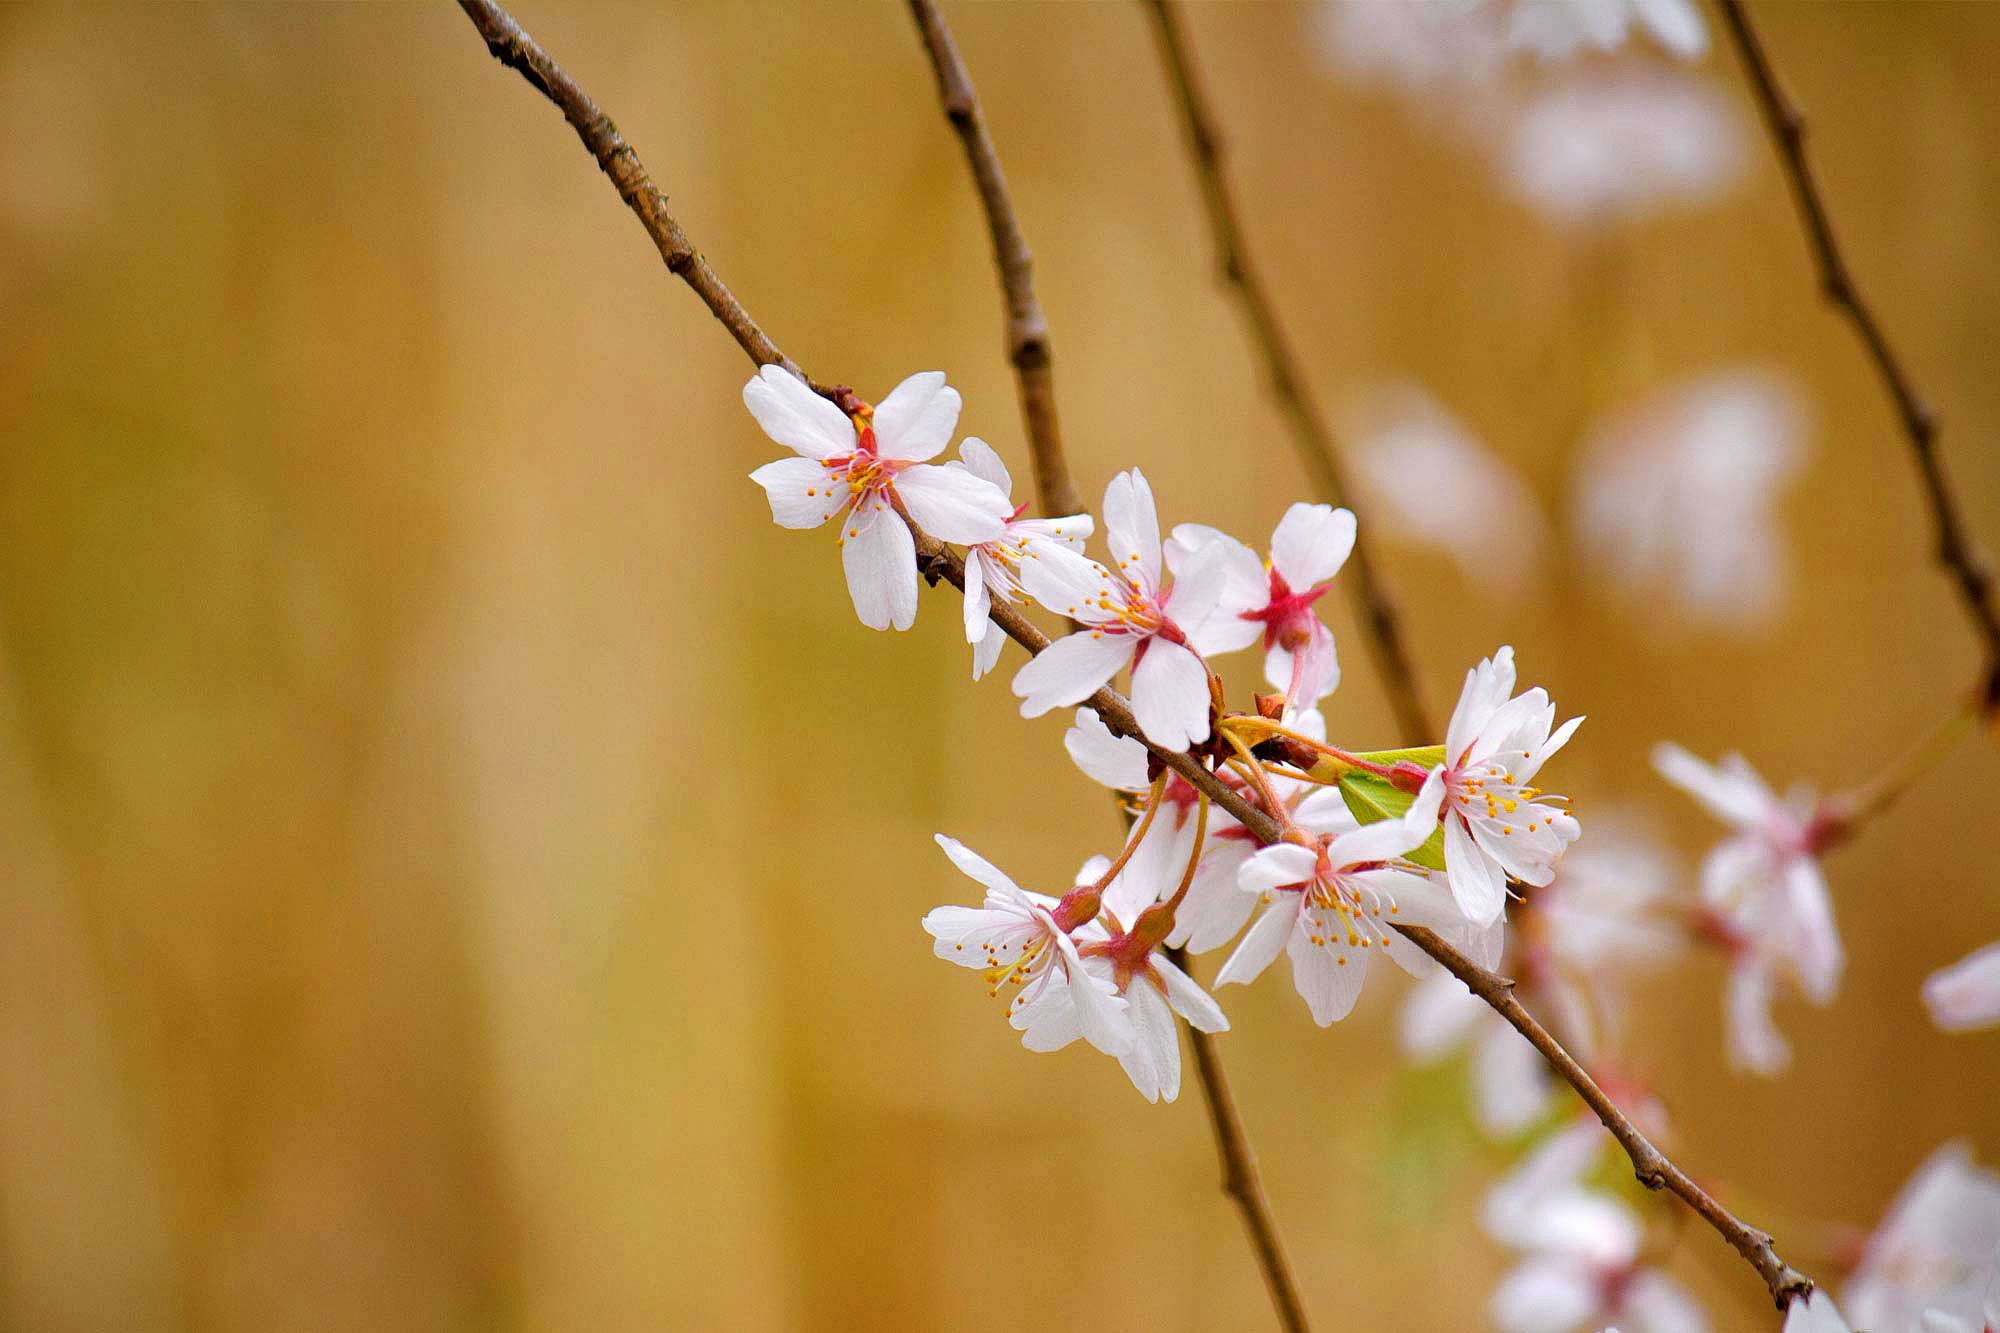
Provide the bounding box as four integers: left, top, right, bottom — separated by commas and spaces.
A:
1, 2, 1996, 1329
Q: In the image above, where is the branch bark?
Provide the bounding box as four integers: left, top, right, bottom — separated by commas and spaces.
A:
1717, 0, 2000, 706
906, 0, 1083, 520
1140, 0, 1435, 744
452, 0, 1814, 1317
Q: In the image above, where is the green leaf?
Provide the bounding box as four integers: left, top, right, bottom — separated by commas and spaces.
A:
1350, 744, 1447, 769
1337, 771, 1446, 870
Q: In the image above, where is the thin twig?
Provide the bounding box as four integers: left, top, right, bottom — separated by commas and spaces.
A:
1717, 0, 2000, 706
452, 0, 1814, 1315
906, 0, 1083, 520
1140, 0, 1434, 744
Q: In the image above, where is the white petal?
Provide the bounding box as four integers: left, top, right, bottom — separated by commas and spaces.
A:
895, 463, 1010, 545
1652, 742, 1773, 828
1238, 843, 1317, 895
1446, 646, 1518, 762
742, 364, 853, 460
1061, 944, 1137, 1057
1620, 1271, 1709, 1333
1012, 630, 1134, 717
1783, 1290, 1853, 1333
1445, 817, 1508, 926
1116, 981, 1178, 1103
961, 551, 991, 644
1473, 1019, 1551, 1135
1491, 1257, 1599, 1333
1269, 502, 1356, 588
840, 504, 918, 631
1923, 940, 2000, 1033
1216, 898, 1295, 987
1726, 962, 1790, 1073
747, 456, 841, 529
1170, 538, 1268, 656
1400, 969, 1486, 1060
1018, 544, 1119, 621
970, 622, 1006, 680
955, 436, 1012, 495
1288, 923, 1368, 1026
1103, 469, 1162, 592
932, 834, 1025, 900
872, 370, 960, 462
1064, 708, 1152, 792
1131, 639, 1212, 749
1153, 954, 1230, 1033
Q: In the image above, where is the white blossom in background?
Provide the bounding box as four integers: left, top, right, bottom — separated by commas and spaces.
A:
1508, 0, 1707, 63
1438, 646, 1585, 926
1781, 1290, 1853, 1333
1653, 743, 1841, 1073
1574, 370, 1808, 627
1485, 1177, 1708, 1333
1503, 70, 1745, 224
1347, 383, 1550, 599
921, 835, 1133, 1058
744, 367, 1011, 631
1171, 505, 1357, 704
1844, 1144, 2000, 1333
1014, 469, 1260, 750
1922, 940, 2000, 1034
1402, 969, 1552, 1134
951, 437, 1092, 679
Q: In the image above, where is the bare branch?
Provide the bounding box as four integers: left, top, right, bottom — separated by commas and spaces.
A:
1140, 0, 1435, 743
453, 0, 1814, 1317
1717, 0, 2000, 706
906, 0, 1083, 520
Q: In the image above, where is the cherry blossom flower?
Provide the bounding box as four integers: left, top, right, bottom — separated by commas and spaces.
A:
1013, 470, 1256, 750
1437, 647, 1584, 927
1922, 940, 2000, 1034
1218, 772, 1500, 1025
1653, 743, 1842, 1073
744, 366, 1011, 631
1348, 383, 1550, 599
1170, 505, 1356, 703
1573, 370, 1807, 627
1844, 1143, 2000, 1333
1063, 707, 1152, 793
1507, 0, 1707, 63
1782, 1291, 1853, 1333
921, 835, 1133, 1058
1076, 934, 1228, 1104
951, 437, 1092, 679
1402, 968, 1552, 1134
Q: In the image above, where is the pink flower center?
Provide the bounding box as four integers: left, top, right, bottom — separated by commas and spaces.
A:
1240, 567, 1332, 649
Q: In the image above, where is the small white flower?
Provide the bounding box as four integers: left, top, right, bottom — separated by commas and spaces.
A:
921, 835, 1133, 1058
951, 438, 1092, 679
745, 367, 1011, 631
1438, 647, 1584, 926
1922, 940, 2000, 1034
1844, 1143, 2000, 1333
1653, 743, 1842, 1073
1218, 772, 1498, 1024
1077, 944, 1229, 1105
1013, 470, 1247, 750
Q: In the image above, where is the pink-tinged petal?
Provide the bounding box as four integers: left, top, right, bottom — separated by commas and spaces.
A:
1619, 1271, 1707, 1333
1782, 857, 1842, 1003
749, 456, 842, 530
1131, 638, 1212, 750
1445, 817, 1508, 925
1169, 842, 1258, 953
1269, 502, 1357, 588
961, 550, 991, 644
1018, 544, 1118, 621
872, 370, 960, 462
1064, 708, 1151, 792
1287, 922, 1368, 1025
1783, 1290, 1853, 1333
1473, 1020, 1551, 1135
1238, 843, 1317, 895
1155, 956, 1229, 1033
1491, 1257, 1598, 1333
1013, 629, 1134, 717
1268, 619, 1340, 701
1652, 742, 1774, 828
895, 463, 1010, 545
840, 504, 918, 631
1400, 970, 1486, 1059
1103, 469, 1163, 592
1216, 897, 1296, 987
1726, 962, 1789, 1073
955, 436, 1012, 495
1060, 944, 1137, 1057
1102, 813, 1193, 930
1447, 646, 1518, 761
932, 835, 1026, 900
970, 623, 1006, 681
742, 364, 853, 460
1115, 980, 1179, 1103
1923, 940, 2000, 1033
1171, 539, 1268, 656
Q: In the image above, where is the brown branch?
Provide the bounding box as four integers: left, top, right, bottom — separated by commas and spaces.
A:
1140, 0, 1435, 744
452, 0, 1814, 1317
905, 0, 1083, 520
1402, 925, 1814, 1311
1717, 0, 2000, 705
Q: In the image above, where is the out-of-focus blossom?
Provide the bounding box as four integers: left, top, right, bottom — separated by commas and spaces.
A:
1402, 968, 1552, 1134
1844, 1143, 2000, 1333
1653, 743, 1841, 1073
1015, 470, 1256, 750
1922, 940, 2000, 1034
1438, 646, 1584, 927
1573, 370, 1808, 627
1781, 1290, 1853, 1333
1349, 383, 1549, 598
951, 438, 1092, 679
745, 367, 1011, 631
1169, 504, 1357, 705
1508, 0, 1707, 63
1503, 70, 1745, 224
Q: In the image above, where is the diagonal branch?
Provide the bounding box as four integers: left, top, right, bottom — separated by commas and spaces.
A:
452, 0, 1813, 1317
1140, 0, 1435, 744
906, 0, 1084, 520
1718, 0, 2000, 705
